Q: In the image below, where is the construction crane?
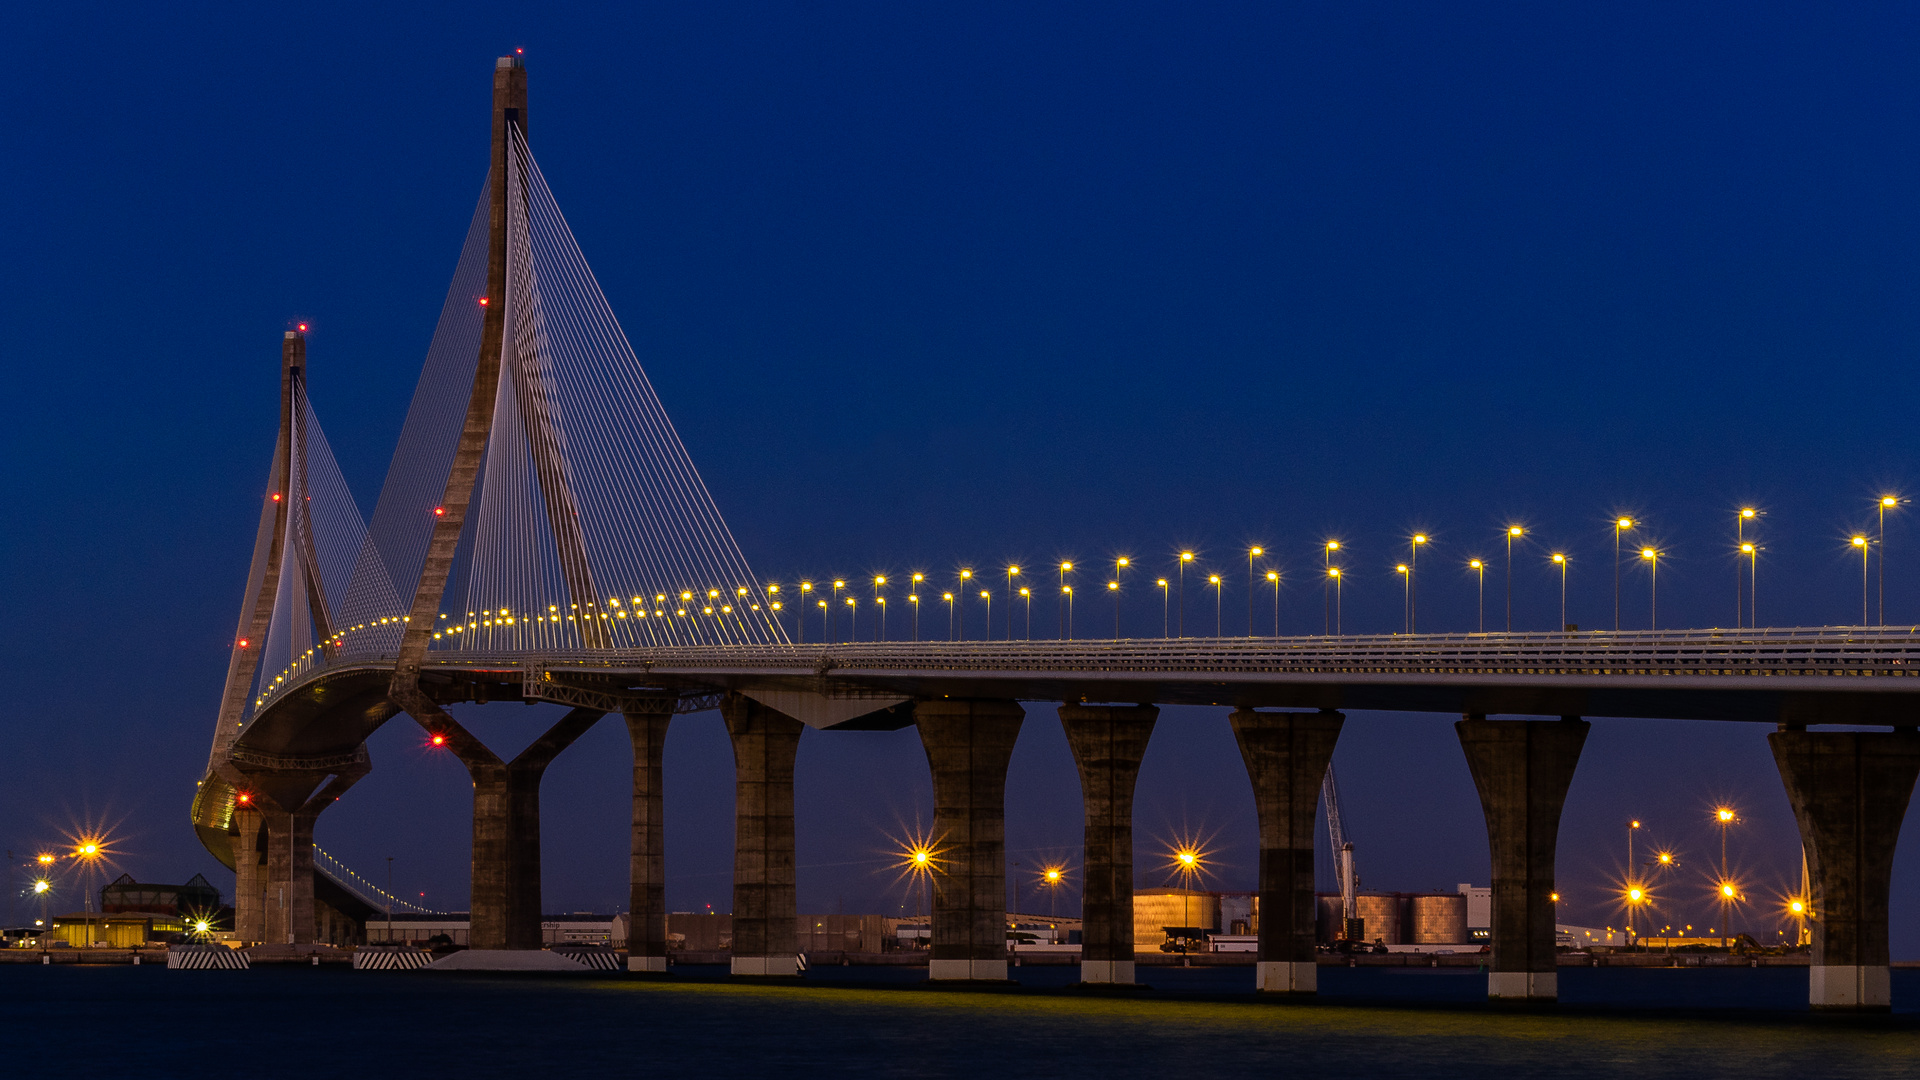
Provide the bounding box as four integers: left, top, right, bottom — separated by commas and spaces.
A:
1322, 764, 1361, 941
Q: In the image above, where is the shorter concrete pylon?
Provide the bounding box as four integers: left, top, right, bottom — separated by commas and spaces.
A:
916, 698, 1025, 981
1456, 715, 1589, 1002
1769, 727, 1920, 1011
625, 705, 673, 973
1230, 708, 1343, 994
722, 693, 805, 977
1059, 703, 1157, 985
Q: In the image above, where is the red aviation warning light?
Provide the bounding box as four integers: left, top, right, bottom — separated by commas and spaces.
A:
237, 638, 250, 648
429, 733, 448, 748
433, 507, 446, 517
296, 323, 309, 332
271, 493, 282, 502
478, 297, 490, 307
236, 792, 252, 805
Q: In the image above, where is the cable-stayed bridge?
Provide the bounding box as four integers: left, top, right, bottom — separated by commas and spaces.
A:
192, 57, 1920, 1009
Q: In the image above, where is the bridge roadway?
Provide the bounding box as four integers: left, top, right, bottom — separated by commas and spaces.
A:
237, 626, 1920, 762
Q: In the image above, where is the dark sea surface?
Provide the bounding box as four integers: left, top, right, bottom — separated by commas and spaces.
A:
8, 964, 1917, 1078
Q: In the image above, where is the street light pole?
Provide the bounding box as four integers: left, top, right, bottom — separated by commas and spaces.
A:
1247, 547, 1263, 637
1177, 553, 1193, 638
1157, 579, 1170, 638
1614, 518, 1634, 631
1853, 535, 1870, 624
1552, 553, 1568, 631
1410, 535, 1426, 633
1506, 526, 1524, 632
1470, 560, 1485, 633
1641, 548, 1659, 629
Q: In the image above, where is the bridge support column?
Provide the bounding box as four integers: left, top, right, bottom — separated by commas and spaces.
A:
448, 707, 605, 950
229, 806, 267, 944
1769, 728, 1920, 1011
916, 699, 1025, 981
625, 707, 673, 973
260, 808, 318, 946
1059, 704, 1157, 985
1230, 708, 1343, 994
1457, 715, 1589, 1002
722, 694, 804, 977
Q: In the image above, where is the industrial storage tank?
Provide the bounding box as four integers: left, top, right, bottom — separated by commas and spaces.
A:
1352, 893, 1402, 945
1407, 893, 1468, 944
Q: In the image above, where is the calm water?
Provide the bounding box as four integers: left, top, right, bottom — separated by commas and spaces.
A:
8, 965, 1917, 1078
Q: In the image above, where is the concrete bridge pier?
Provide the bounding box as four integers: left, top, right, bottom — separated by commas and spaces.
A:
625, 706, 673, 973
1059, 704, 1158, 985
229, 806, 267, 944
1457, 715, 1589, 1002
722, 694, 805, 977
428, 706, 605, 950
917, 699, 1025, 981
1769, 727, 1920, 1011
1230, 708, 1344, 994
260, 807, 318, 946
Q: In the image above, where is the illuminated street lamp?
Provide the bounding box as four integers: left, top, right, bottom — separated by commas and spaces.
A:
1853, 535, 1871, 625
1329, 567, 1344, 635
1881, 496, 1907, 625
980, 589, 992, 636
1267, 569, 1281, 637
1323, 541, 1341, 635
1020, 587, 1032, 640
959, 569, 974, 639
943, 592, 955, 641
798, 581, 813, 644
1247, 547, 1264, 637
1109, 580, 1121, 638
1714, 806, 1739, 948
1409, 534, 1427, 632
1395, 564, 1410, 633
1640, 548, 1660, 629
1177, 552, 1195, 637
1614, 517, 1636, 631
1735, 508, 1759, 628
1063, 585, 1074, 639
1005, 566, 1021, 641
1552, 553, 1568, 631
1057, 562, 1074, 639
845, 596, 857, 641
909, 591, 920, 642
1469, 559, 1485, 633
1506, 526, 1525, 632
1741, 543, 1760, 628
1157, 578, 1171, 638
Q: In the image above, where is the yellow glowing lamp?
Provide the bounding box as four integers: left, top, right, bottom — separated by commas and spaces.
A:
1790, 899, 1806, 914
1109, 581, 1119, 590
1717, 808, 1735, 823
1552, 553, 1565, 564
1853, 536, 1868, 547
1721, 883, 1737, 899
1181, 552, 1194, 562
1470, 559, 1482, 569
1251, 547, 1263, 557
1326, 541, 1339, 551
1060, 562, 1072, 571
1627, 887, 1645, 903
1209, 575, 1220, 584
1641, 548, 1656, 559
1266, 571, 1278, 581
1509, 526, 1524, 537
1413, 535, 1427, 545
1618, 518, 1634, 529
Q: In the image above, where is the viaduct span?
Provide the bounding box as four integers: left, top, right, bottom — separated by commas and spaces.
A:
194, 57, 1920, 1010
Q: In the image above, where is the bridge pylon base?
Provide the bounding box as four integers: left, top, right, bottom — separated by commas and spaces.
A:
916, 699, 1025, 982
1060, 704, 1157, 988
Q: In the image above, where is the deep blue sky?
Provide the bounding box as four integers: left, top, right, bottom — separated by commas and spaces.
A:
8, 3, 1920, 951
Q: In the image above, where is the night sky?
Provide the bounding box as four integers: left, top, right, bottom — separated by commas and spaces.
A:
8, 4, 1920, 952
